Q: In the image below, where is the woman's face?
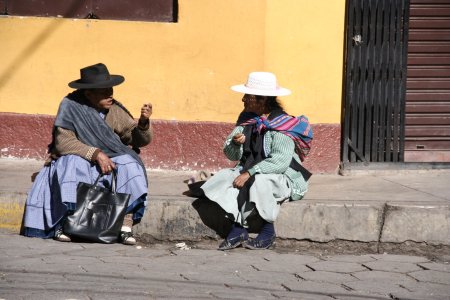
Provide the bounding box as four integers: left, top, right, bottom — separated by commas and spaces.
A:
85, 87, 114, 110
242, 94, 266, 115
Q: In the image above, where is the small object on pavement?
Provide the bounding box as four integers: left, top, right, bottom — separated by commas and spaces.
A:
175, 242, 191, 250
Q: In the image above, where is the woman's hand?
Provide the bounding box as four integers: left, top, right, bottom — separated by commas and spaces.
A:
232, 133, 246, 145
139, 103, 152, 123
233, 172, 251, 189
95, 151, 116, 174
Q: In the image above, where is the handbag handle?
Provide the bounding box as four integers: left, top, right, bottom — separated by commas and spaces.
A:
92, 170, 118, 194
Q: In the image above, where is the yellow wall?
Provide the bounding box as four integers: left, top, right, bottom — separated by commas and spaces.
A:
0, 0, 345, 123
265, 0, 346, 123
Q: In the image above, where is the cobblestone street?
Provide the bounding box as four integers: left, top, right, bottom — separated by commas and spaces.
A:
1, 233, 449, 299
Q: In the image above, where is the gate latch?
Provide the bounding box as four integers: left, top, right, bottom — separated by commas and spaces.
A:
352, 34, 362, 45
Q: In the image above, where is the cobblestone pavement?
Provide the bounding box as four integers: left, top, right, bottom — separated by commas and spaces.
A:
0, 233, 449, 300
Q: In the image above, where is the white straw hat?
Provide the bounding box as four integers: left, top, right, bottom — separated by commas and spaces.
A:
231, 72, 291, 96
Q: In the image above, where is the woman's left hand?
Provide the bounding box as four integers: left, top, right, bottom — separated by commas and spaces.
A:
140, 103, 152, 120
233, 172, 251, 189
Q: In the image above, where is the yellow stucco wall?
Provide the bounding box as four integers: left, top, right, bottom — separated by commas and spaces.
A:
266, 0, 346, 123
0, 0, 345, 123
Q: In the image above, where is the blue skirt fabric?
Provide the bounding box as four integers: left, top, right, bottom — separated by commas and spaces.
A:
23, 154, 148, 238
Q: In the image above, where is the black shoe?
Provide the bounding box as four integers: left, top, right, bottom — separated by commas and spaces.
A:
244, 235, 276, 250
218, 232, 248, 251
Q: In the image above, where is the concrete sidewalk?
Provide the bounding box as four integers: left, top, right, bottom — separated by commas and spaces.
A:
0, 158, 449, 245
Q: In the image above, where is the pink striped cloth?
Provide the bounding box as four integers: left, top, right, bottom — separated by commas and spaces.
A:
240, 113, 313, 161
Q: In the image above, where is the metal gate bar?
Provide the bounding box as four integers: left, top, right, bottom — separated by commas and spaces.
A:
342, 0, 410, 164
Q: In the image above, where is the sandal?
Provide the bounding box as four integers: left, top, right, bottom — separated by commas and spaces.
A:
54, 228, 71, 242
120, 226, 136, 245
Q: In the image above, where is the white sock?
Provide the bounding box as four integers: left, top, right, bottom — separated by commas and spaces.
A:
121, 226, 132, 233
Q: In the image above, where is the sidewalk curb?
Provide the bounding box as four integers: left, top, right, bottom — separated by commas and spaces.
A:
0, 192, 26, 232
381, 203, 450, 244
1, 191, 449, 245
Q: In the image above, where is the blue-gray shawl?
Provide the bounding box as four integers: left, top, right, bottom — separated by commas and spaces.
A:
50, 90, 147, 179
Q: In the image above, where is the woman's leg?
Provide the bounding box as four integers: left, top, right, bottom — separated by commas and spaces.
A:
201, 169, 241, 222
201, 168, 250, 250
243, 174, 290, 250
24, 155, 92, 241
111, 155, 149, 245
120, 213, 136, 245
112, 155, 148, 224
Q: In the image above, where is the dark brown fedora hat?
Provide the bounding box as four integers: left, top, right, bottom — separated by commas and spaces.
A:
68, 63, 125, 89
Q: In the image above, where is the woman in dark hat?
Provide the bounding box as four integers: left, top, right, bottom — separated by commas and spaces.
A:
23, 63, 153, 245
201, 72, 313, 250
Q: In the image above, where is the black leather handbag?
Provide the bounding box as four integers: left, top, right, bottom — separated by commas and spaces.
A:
63, 171, 130, 243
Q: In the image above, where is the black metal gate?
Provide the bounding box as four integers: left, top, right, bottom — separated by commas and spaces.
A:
342, 0, 410, 164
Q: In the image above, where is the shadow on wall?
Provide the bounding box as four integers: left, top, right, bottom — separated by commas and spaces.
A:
0, 1, 87, 89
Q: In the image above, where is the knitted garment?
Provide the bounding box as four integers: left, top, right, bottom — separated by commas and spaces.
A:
52, 103, 152, 162
223, 128, 308, 201
50, 90, 151, 181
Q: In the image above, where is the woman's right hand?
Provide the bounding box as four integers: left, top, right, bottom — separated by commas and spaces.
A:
233, 133, 246, 145
95, 151, 116, 174
233, 171, 251, 188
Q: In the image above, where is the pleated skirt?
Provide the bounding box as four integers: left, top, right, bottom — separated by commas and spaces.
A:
201, 168, 291, 226
23, 154, 148, 238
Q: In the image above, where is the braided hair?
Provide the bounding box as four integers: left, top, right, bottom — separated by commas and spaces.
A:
255, 95, 284, 112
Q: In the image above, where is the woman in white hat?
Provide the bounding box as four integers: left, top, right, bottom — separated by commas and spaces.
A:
22, 63, 153, 245
201, 72, 313, 250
